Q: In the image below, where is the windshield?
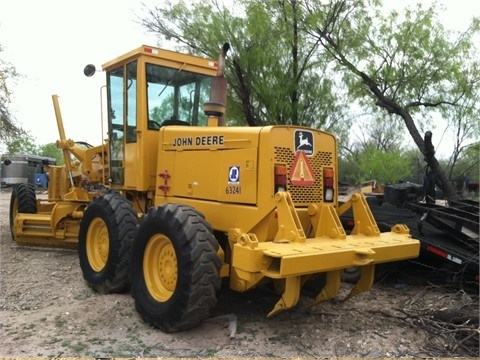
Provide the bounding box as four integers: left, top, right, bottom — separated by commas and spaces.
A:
146, 63, 213, 129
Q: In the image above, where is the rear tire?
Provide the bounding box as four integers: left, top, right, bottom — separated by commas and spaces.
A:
9, 183, 37, 241
78, 192, 137, 293
130, 204, 221, 333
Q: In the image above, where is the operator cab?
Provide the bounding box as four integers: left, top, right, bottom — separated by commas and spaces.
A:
86, 46, 218, 190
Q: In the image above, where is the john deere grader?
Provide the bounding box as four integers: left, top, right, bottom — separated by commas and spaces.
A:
9, 43, 419, 332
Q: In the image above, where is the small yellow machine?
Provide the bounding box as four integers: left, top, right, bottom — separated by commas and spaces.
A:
9, 44, 420, 332
361, 180, 384, 195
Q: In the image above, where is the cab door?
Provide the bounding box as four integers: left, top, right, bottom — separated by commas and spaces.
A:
107, 61, 138, 187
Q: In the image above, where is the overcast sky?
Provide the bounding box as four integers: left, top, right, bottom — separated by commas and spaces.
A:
1, 0, 479, 157
0, 0, 160, 150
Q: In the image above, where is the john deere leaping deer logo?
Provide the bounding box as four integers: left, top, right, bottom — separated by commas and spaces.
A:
294, 130, 313, 155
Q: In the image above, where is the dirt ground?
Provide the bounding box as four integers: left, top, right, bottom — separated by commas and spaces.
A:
0, 188, 478, 358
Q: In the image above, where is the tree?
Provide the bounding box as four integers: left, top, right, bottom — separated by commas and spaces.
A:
138, 0, 479, 199
446, 141, 479, 191
0, 43, 24, 145
4, 135, 64, 165
339, 144, 416, 186
38, 142, 64, 165
303, 0, 480, 200
358, 146, 413, 184
138, 0, 352, 143
340, 108, 411, 182
442, 95, 480, 181
344, 110, 405, 155
5, 133, 38, 154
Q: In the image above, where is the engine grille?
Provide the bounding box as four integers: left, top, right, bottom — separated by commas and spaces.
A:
274, 147, 333, 204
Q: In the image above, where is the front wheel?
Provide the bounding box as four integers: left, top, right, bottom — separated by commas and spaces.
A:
9, 183, 37, 241
78, 192, 137, 293
130, 204, 221, 333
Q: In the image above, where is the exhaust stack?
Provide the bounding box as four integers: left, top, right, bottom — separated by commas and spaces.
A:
205, 43, 230, 126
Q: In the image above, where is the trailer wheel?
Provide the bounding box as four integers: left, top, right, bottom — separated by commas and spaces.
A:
130, 204, 221, 333
78, 192, 137, 293
9, 183, 37, 241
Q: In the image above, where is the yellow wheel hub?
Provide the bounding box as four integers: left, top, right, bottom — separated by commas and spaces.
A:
86, 218, 109, 272
144, 234, 177, 302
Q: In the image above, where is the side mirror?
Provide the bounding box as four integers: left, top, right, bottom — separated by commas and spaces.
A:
3, 159, 12, 166
83, 64, 97, 77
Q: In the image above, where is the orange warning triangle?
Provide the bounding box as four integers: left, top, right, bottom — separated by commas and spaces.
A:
289, 151, 315, 186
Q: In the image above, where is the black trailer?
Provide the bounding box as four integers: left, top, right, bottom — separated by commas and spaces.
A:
340, 185, 479, 284
403, 198, 479, 282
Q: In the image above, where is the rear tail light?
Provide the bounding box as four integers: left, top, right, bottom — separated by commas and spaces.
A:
323, 167, 335, 202
274, 164, 287, 192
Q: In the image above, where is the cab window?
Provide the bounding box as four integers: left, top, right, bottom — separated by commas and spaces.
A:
146, 63, 213, 129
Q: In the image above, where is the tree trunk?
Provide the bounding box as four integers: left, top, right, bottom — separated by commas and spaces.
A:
355, 72, 458, 201
231, 58, 258, 126
423, 131, 458, 200
386, 105, 457, 200
290, 19, 459, 200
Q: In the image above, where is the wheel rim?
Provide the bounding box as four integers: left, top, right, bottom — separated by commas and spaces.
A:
86, 218, 109, 272
144, 233, 177, 302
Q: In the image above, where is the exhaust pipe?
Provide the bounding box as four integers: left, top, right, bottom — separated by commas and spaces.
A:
205, 43, 230, 126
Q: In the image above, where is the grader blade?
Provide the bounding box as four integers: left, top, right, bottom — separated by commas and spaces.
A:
13, 234, 78, 249
12, 201, 85, 249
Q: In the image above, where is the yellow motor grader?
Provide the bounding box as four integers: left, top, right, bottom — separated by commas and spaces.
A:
9, 43, 420, 332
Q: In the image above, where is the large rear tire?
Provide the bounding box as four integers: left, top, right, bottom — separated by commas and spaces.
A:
78, 192, 137, 293
130, 204, 221, 333
9, 183, 37, 241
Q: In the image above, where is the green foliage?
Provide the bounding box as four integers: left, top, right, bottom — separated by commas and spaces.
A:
307, 0, 479, 119
341, 146, 415, 185
140, 1, 477, 167
4, 133, 64, 165
5, 132, 38, 154
303, 0, 479, 199
338, 155, 361, 184
38, 142, 64, 165
448, 142, 480, 183
138, 0, 353, 146
0, 43, 24, 143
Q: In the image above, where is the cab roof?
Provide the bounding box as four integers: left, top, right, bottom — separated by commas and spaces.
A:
101, 45, 219, 75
